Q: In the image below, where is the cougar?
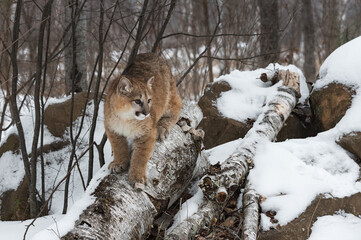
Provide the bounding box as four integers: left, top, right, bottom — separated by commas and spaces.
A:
104, 53, 182, 189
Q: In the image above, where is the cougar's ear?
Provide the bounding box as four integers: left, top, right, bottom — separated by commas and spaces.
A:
147, 76, 154, 89
118, 77, 132, 94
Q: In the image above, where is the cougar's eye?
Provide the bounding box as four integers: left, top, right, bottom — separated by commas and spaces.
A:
134, 99, 141, 105
148, 99, 151, 104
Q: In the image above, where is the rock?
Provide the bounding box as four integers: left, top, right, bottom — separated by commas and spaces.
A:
276, 104, 317, 142
198, 81, 231, 118
337, 131, 361, 160
198, 81, 251, 149
258, 193, 361, 240
309, 83, 354, 132
198, 117, 251, 149
0, 134, 19, 158
1, 177, 30, 221
44, 92, 94, 137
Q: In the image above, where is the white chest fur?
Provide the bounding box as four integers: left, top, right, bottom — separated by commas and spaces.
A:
106, 115, 141, 140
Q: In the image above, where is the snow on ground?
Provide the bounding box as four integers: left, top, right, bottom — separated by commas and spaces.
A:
0, 215, 63, 240
308, 211, 361, 240
250, 138, 361, 230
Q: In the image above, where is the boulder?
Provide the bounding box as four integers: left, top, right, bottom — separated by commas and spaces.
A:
276, 104, 316, 142
1, 178, 30, 221
258, 193, 361, 240
309, 83, 354, 132
337, 131, 361, 161
0, 134, 19, 157
198, 81, 231, 118
44, 92, 94, 137
199, 116, 252, 149
198, 81, 251, 149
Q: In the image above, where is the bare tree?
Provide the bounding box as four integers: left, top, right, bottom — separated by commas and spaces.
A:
63, 0, 88, 94
302, 0, 316, 85
258, 0, 280, 67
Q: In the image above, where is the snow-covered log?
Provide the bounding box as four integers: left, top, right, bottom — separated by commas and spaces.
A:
242, 181, 259, 240
199, 70, 299, 203
167, 70, 299, 239
62, 101, 205, 240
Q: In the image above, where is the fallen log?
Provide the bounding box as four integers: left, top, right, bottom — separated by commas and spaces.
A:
242, 180, 259, 240
167, 69, 299, 239
61, 101, 205, 240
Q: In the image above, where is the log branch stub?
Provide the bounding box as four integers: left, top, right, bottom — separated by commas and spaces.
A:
260, 69, 301, 98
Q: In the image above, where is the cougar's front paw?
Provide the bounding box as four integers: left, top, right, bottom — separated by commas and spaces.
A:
108, 161, 127, 173
128, 171, 147, 191
157, 125, 169, 142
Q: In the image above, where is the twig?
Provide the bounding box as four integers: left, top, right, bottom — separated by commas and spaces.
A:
307, 195, 322, 237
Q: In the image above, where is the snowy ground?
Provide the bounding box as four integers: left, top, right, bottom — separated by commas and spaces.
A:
1, 37, 361, 239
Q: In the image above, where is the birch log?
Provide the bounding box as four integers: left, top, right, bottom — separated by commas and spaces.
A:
242, 181, 259, 240
167, 69, 299, 239
62, 101, 205, 240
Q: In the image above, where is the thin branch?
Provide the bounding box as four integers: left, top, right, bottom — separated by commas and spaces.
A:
126, 0, 150, 68
152, 0, 176, 52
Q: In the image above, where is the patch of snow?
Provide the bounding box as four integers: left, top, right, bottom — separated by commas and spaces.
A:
167, 187, 204, 234
0, 215, 63, 240
249, 138, 361, 229
0, 152, 25, 195
309, 211, 361, 240
215, 64, 309, 123
314, 36, 361, 90
206, 138, 240, 165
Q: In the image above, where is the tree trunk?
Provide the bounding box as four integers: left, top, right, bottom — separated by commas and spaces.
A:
302, 0, 316, 85
167, 70, 299, 239
64, 0, 88, 94
258, 0, 280, 67
62, 101, 205, 239
202, 0, 214, 83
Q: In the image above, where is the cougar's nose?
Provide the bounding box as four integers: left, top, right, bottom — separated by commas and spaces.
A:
142, 110, 150, 117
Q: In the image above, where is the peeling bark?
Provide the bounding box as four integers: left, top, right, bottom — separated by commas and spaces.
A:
62, 101, 204, 239
168, 70, 299, 239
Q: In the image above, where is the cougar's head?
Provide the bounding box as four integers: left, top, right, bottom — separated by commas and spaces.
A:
113, 76, 153, 121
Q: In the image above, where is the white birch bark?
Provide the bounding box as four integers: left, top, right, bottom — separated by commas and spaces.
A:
242, 181, 259, 240
64, 0, 88, 94
62, 101, 205, 240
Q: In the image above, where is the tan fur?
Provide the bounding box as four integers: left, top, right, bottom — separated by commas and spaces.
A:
104, 53, 182, 187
